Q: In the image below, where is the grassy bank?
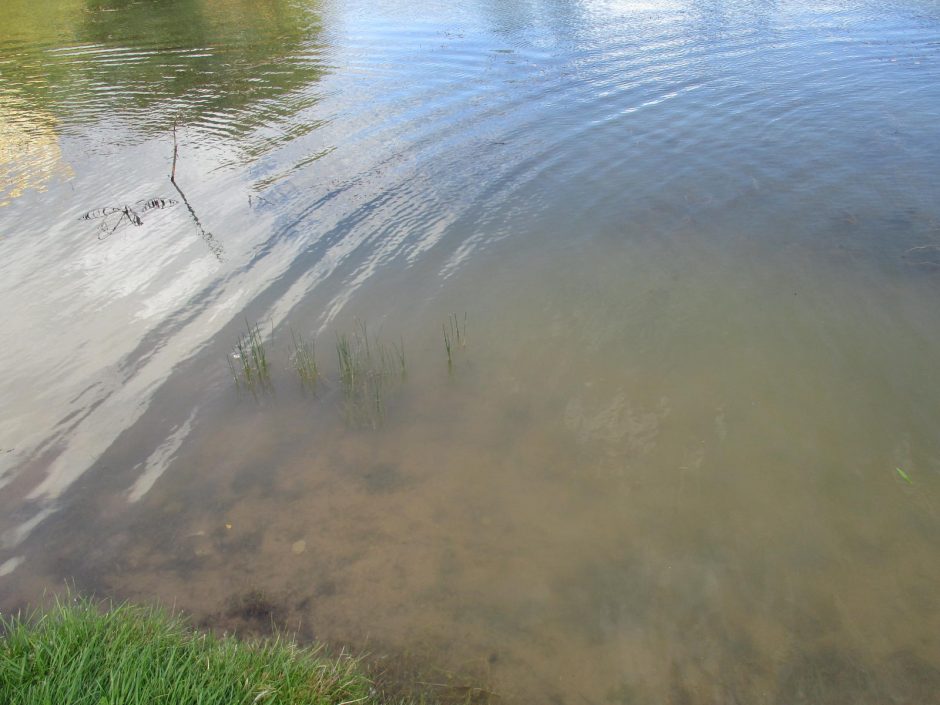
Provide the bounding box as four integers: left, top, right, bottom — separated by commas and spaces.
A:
0, 597, 405, 705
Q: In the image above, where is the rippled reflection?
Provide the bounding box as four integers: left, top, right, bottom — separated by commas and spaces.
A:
0, 99, 73, 206
1, 0, 327, 152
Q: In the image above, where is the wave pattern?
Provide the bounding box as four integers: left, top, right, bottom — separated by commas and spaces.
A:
1, 0, 940, 586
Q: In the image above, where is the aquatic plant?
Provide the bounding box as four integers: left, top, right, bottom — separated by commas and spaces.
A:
229, 319, 271, 391
289, 326, 319, 392
335, 320, 406, 429
443, 326, 452, 370
442, 313, 467, 373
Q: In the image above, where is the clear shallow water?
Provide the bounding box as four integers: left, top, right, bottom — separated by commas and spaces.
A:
2, 0, 940, 701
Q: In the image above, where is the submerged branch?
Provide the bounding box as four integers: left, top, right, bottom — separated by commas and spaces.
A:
170, 121, 224, 261
171, 121, 179, 182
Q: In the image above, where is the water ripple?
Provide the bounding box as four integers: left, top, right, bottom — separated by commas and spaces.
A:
2, 0, 940, 630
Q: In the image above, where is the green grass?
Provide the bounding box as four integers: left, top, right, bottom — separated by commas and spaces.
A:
289, 327, 319, 393
336, 321, 406, 429
0, 597, 376, 705
0, 598, 497, 705
229, 319, 271, 391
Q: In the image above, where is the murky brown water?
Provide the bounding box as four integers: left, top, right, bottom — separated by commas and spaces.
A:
3, 0, 940, 702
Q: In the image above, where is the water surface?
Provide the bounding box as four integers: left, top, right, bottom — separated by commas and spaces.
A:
2, 0, 940, 702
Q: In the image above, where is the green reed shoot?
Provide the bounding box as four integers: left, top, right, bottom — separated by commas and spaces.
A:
289, 327, 318, 392
229, 319, 270, 391
443, 324, 452, 370
335, 321, 406, 429
442, 312, 467, 373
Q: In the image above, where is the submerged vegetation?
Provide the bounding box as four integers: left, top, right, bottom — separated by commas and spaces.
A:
228, 315, 472, 428
289, 327, 319, 393
229, 320, 272, 391
336, 321, 406, 429
442, 313, 467, 373
0, 597, 377, 705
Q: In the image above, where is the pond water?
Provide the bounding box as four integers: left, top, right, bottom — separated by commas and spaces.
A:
2, 0, 940, 701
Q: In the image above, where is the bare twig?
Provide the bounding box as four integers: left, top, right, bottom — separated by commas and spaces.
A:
168, 121, 224, 261
171, 120, 179, 183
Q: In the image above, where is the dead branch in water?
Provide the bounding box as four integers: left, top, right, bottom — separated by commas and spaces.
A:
171, 121, 179, 183
170, 119, 224, 261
